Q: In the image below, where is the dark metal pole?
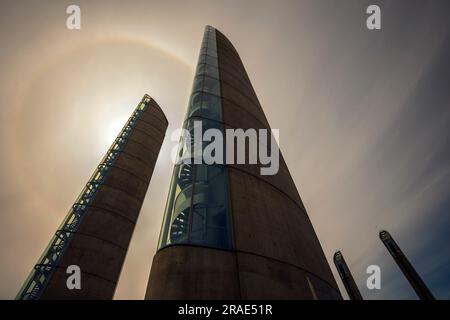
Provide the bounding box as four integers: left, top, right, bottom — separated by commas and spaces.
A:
379, 230, 435, 300
333, 251, 363, 300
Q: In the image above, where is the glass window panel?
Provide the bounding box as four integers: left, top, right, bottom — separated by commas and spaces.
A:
199, 54, 217, 67
158, 163, 192, 247
207, 38, 215, 48
208, 37, 217, 52
199, 117, 222, 132
163, 161, 196, 246
187, 92, 222, 122
185, 118, 204, 162
201, 93, 222, 121
203, 76, 220, 96
190, 164, 232, 249
196, 63, 219, 79
206, 48, 217, 57
169, 177, 193, 244
157, 165, 178, 247
206, 54, 217, 67
206, 64, 219, 78
187, 91, 203, 118
197, 53, 206, 64
195, 63, 207, 76
191, 75, 204, 93
195, 62, 206, 76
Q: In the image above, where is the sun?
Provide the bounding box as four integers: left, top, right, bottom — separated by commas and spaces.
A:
104, 115, 130, 148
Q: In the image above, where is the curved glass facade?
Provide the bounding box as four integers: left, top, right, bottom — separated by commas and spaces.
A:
158, 26, 233, 250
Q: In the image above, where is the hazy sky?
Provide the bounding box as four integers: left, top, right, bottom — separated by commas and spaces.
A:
0, 0, 449, 299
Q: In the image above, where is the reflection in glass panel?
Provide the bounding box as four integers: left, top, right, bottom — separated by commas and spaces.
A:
187, 92, 203, 119
187, 92, 222, 122
169, 163, 194, 244
158, 163, 192, 247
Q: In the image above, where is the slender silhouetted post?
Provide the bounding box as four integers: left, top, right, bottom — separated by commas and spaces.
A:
379, 230, 435, 300
333, 251, 363, 300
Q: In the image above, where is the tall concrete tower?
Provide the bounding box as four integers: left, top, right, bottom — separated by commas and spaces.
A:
145, 26, 341, 299
379, 230, 435, 300
17, 95, 168, 300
